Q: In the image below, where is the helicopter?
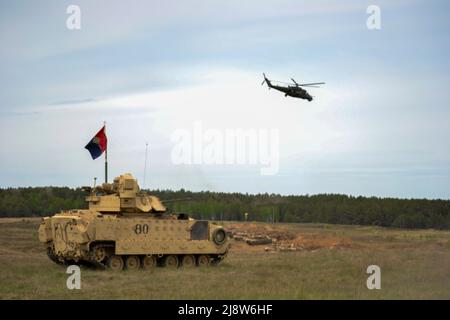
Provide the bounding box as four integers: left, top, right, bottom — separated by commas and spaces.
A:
261, 73, 325, 101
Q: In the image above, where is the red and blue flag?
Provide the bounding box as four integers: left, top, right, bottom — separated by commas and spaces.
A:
85, 126, 107, 159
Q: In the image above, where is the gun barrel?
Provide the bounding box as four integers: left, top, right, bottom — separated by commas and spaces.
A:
161, 197, 192, 203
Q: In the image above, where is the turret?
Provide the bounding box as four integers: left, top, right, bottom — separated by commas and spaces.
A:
84, 173, 166, 214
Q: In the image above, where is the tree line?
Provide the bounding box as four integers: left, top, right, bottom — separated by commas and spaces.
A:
1, 187, 449, 230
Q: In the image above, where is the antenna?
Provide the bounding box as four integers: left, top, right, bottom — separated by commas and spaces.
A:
143, 142, 149, 189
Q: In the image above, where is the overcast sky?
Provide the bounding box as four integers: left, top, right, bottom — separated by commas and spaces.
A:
1, 0, 449, 199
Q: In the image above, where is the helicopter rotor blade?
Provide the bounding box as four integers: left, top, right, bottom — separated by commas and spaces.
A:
275, 79, 324, 86
299, 82, 325, 86
276, 81, 292, 85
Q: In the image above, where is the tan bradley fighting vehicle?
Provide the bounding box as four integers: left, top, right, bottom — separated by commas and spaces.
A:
38, 173, 230, 270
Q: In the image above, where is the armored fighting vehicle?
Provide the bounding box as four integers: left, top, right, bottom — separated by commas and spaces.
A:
38, 173, 230, 270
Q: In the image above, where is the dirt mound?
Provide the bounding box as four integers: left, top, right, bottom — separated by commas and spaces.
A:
227, 223, 353, 252
227, 223, 296, 241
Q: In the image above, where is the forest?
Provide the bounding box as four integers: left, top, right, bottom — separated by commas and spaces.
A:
0, 187, 449, 230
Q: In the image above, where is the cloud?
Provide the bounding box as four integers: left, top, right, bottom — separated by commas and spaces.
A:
48, 98, 96, 106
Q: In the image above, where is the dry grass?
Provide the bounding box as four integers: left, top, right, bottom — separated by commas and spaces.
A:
0, 218, 449, 299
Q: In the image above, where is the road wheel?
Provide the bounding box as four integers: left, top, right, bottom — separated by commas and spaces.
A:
181, 255, 196, 268
211, 256, 221, 266
125, 255, 141, 270
197, 254, 210, 267
163, 255, 179, 268
93, 246, 107, 263
107, 255, 124, 271
142, 256, 157, 270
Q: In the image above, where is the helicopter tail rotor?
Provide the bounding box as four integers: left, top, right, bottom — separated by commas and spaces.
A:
262, 73, 272, 89
261, 73, 267, 86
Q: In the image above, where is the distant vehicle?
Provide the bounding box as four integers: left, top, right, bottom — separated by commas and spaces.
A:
261, 73, 325, 101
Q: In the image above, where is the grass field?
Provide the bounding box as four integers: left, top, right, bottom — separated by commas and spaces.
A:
0, 218, 449, 299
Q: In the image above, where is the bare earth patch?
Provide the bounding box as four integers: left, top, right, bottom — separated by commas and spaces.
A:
227, 222, 354, 252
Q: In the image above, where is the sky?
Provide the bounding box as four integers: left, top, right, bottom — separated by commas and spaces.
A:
0, 0, 449, 199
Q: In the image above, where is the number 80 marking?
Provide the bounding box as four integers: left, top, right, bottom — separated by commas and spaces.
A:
134, 224, 149, 234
